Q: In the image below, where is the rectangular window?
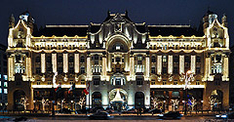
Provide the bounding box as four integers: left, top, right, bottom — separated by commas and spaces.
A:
4, 82, 7, 87
137, 56, 143, 65
163, 55, 167, 63
151, 56, 156, 62
151, 67, 156, 74
174, 80, 178, 85
173, 67, 178, 74
0, 81, 1, 86
0, 89, 2, 93
196, 56, 201, 62
3, 75, 7, 80
196, 80, 200, 85
36, 68, 41, 74
163, 80, 167, 85
136, 77, 143, 85
4, 89, 7, 94
162, 67, 167, 74
81, 79, 85, 85
196, 67, 201, 74
116, 57, 120, 62
93, 77, 100, 85
81, 67, 85, 74
116, 78, 121, 85
151, 79, 155, 85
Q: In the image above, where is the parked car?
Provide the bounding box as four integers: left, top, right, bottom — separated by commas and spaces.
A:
216, 112, 234, 119
59, 108, 72, 114
158, 111, 183, 119
88, 111, 113, 120
148, 108, 162, 114
121, 108, 137, 114
105, 107, 114, 114
90, 107, 104, 113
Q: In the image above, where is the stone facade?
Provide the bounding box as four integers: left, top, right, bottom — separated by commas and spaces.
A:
6, 11, 230, 111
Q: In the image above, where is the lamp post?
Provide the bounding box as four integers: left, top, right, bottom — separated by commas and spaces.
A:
184, 70, 192, 115
33, 100, 36, 113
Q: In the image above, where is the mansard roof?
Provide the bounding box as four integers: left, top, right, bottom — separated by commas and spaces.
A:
33, 25, 88, 37
148, 25, 204, 37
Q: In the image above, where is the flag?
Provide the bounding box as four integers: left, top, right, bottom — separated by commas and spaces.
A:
68, 83, 75, 94
55, 83, 61, 93
188, 99, 192, 106
83, 82, 90, 95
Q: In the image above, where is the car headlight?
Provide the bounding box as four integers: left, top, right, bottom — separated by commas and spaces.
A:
221, 115, 227, 118
216, 115, 220, 118
107, 114, 110, 117
87, 115, 90, 117
158, 114, 164, 117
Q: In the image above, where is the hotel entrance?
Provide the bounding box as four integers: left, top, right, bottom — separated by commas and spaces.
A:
109, 89, 128, 110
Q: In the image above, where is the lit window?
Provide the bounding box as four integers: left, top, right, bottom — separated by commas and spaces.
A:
4, 82, 7, 87
116, 45, 120, 50
4, 89, 7, 94
0, 74, 1, 79
0, 81, 1, 86
3, 75, 7, 80
163, 55, 167, 63
0, 89, 2, 93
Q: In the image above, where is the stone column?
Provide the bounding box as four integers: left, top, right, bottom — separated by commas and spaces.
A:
26, 57, 32, 79
102, 55, 107, 81
108, 53, 111, 72
204, 57, 211, 81
129, 55, 134, 79
157, 55, 162, 75
145, 56, 150, 80
124, 54, 129, 71
8, 56, 14, 81
74, 53, 79, 73
87, 56, 92, 81
41, 53, 46, 73
52, 53, 57, 73
222, 56, 229, 81
63, 53, 68, 73
191, 55, 196, 74
179, 55, 184, 74
168, 55, 173, 74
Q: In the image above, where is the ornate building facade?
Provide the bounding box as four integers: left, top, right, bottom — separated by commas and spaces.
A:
7, 11, 230, 111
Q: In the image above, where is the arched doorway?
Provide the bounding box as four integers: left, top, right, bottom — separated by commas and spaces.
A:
210, 90, 223, 110
14, 90, 26, 110
92, 92, 102, 107
135, 92, 144, 109
109, 88, 128, 110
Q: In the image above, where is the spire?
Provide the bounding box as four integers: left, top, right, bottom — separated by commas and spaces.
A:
222, 13, 227, 27
9, 14, 15, 28
125, 10, 128, 17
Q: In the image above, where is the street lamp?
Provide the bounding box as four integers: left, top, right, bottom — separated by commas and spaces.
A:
33, 100, 36, 113
184, 70, 193, 115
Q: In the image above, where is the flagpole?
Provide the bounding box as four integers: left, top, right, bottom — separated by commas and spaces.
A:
89, 81, 91, 112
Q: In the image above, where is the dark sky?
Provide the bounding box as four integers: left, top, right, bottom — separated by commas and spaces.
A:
0, 0, 233, 46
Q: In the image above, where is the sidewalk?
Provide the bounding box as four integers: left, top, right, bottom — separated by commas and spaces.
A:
0, 111, 221, 117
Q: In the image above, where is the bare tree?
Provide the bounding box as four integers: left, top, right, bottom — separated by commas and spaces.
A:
151, 97, 163, 109
77, 96, 86, 110
188, 97, 197, 111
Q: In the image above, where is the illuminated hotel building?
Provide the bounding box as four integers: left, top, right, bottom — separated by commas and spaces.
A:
6, 11, 230, 111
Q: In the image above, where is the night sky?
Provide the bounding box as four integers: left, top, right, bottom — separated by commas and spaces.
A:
0, 0, 233, 46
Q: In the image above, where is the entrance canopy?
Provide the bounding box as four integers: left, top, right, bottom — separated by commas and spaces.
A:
110, 89, 125, 103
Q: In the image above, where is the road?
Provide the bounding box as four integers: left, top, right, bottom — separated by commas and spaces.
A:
1, 115, 226, 122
